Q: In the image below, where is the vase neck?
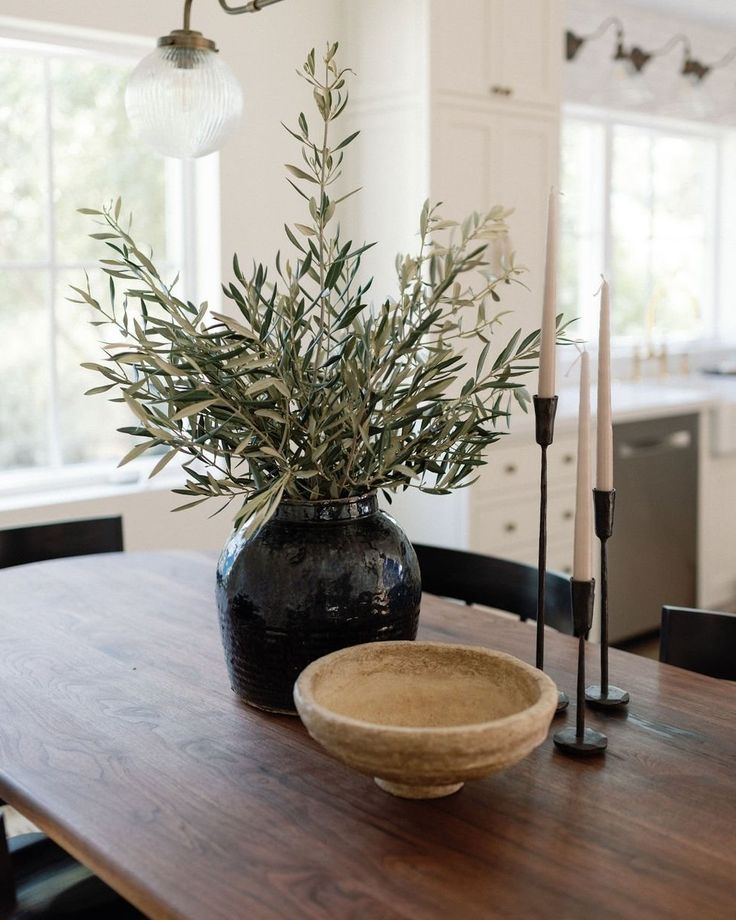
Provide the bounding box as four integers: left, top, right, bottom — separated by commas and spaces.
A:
274, 493, 378, 523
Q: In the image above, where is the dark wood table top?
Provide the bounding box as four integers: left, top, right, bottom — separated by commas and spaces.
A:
1, 551, 735, 920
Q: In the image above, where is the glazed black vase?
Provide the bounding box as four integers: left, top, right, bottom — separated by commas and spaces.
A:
215, 492, 421, 714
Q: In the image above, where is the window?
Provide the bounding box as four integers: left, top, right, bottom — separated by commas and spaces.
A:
0, 25, 216, 485
560, 107, 726, 346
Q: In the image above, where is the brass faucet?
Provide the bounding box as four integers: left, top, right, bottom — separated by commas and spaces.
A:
632, 341, 668, 379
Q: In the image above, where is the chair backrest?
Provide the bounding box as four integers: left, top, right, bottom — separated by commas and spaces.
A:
412, 543, 573, 635
660, 605, 736, 680
0, 517, 124, 569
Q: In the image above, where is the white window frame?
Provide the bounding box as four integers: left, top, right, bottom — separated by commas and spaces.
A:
0, 18, 221, 502
562, 102, 730, 351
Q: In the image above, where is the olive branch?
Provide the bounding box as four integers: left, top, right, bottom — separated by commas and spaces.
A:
72, 42, 570, 534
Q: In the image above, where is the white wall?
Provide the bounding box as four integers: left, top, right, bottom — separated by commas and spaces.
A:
0, 0, 342, 551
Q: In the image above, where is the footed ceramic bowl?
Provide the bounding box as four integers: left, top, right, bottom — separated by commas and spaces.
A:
294, 640, 558, 799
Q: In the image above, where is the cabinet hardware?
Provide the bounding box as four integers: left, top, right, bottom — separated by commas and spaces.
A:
503, 463, 517, 474
504, 522, 517, 533
562, 510, 573, 520
490, 85, 513, 96
563, 454, 574, 465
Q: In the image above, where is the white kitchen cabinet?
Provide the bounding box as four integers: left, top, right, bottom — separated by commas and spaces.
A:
431, 103, 559, 337
430, 0, 562, 110
699, 412, 736, 609
342, 0, 562, 549
470, 431, 576, 569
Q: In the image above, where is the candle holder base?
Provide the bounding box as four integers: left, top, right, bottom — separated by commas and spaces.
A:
553, 726, 607, 756
585, 685, 629, 708
555, 690, 569, 714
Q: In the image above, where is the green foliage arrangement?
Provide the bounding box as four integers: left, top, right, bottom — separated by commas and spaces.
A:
73, 44, 563, 534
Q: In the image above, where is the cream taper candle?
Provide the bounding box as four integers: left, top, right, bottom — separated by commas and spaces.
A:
573, 350, 593, 582
597, 281, 614, 491
538, 189, 558, 398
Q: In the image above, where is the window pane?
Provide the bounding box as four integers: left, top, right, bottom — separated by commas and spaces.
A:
51, 56, 169, 265
560, 119, 605, 336
0, 270, 51, 470
57, 269, 132, 465
0, 51, 48, 262
611, 126, 715, 340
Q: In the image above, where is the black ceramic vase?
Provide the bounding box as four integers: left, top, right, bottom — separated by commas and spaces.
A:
216, 492, 421, 714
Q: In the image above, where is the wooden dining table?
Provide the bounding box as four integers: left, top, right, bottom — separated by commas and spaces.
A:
1, 551, 735, 919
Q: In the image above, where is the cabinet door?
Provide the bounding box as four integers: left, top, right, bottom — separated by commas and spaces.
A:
431, 105, 558, 348
430, 105, 507, 372
492, 0, 561, 108
431, 0, 490, 98
430, 0, 561, 109
494, 112, 559, 334
431, 105, 501, 216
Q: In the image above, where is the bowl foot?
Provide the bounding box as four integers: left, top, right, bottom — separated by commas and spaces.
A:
374, 778, 464, 799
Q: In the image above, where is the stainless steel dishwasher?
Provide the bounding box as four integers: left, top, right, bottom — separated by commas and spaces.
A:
608, 413, 698, 644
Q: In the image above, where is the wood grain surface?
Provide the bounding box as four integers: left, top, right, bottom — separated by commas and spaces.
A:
0, 551, 735, 920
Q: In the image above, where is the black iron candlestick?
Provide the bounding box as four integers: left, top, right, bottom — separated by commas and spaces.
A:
554, 578, 607, 756
533, 395, 569, 714
586, 488, 630, 708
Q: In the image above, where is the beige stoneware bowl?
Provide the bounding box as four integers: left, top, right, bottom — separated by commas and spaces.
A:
294, 640, 558, 799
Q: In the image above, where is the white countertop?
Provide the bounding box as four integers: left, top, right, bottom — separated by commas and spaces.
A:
506, 374, 736, 454
557, 376, 719, 426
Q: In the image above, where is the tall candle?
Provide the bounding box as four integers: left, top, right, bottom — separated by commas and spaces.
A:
538, 189, 558, 398
573, 350, 593, 582
597, 281, 614, 491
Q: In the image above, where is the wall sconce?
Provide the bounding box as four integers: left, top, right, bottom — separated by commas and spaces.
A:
682, 46, 736, 85
566, 17, 624, 63
126, 0, 286, 159
566, 17, 736, 120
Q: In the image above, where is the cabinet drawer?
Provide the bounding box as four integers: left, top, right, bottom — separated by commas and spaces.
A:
548, 542, 574, 577
474, 435, 578, 502
472, 538, 573, 578
470, 489, 576, 556
474, 446, 540, 498
470, 493, 538, 551
547, 491, 576, 545
548, 437, 577, 482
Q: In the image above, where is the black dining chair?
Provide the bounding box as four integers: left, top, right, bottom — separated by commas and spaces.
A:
412, 543, 573, 635
660, 605, 736, 680
0, 516, 135, 919
0, 516, 123, 570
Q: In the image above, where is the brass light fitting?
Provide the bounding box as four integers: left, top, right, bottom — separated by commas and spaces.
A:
565, 17, 624, 62
566, 16, 736, 87
157, 0, 287, 54
127, 0, 288, 158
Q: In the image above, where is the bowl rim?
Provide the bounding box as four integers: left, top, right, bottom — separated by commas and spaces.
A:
294, 640, 559, 736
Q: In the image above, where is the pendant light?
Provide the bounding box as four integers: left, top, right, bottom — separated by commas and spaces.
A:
126, 0, 285, 159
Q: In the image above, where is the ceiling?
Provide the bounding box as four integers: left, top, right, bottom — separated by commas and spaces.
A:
633, 0, 736, 28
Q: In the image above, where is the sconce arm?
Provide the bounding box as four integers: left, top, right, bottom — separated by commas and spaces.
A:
182, 0, 286, 32
218, 0, 286, 13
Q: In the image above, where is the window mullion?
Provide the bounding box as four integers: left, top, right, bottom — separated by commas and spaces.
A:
712, 138, 723, 341
646, 133, 655, 341
183, 159, 198, 303
42, 57, 62, 469
602, 122, 613, 311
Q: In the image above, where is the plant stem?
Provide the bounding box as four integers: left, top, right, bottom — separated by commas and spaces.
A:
314, 56, 331, 373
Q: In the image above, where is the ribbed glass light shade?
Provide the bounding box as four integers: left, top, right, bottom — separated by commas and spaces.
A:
126, 44, 243, 159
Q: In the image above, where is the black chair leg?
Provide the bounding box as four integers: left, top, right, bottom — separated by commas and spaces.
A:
1, 814, 17, 918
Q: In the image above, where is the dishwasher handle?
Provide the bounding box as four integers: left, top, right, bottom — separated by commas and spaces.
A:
618, 429, 692, 460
